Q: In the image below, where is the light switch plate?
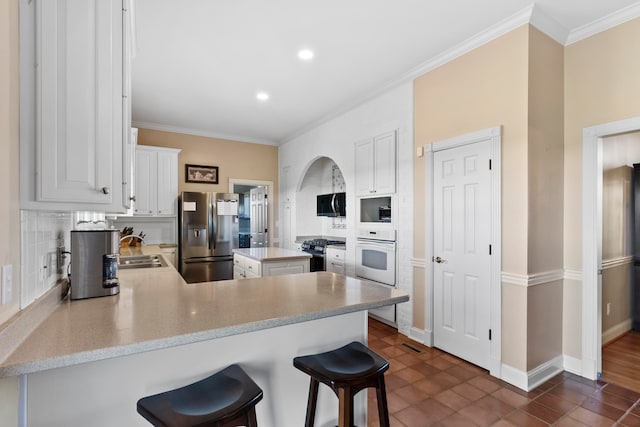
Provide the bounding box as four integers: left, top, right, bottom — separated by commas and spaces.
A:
1, 264, 12, 305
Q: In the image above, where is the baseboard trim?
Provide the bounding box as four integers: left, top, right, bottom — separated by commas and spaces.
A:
602, 319, 632, 345
563, 354, 582, 376
408, 327, 425, 343
500, 355, 564, 391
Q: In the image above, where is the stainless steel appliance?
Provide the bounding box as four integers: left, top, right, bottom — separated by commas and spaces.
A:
355, 229, 397, 325
179, 192, 239, 283
301, 238, 345, 271
70, 230, 120, 300
317, 192, 346, 217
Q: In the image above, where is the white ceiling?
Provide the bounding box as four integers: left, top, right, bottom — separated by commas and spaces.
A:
131, 0, 640, 145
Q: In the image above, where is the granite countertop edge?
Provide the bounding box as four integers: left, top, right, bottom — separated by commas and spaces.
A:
0, 293, 408, 378
232, 247, 312, 261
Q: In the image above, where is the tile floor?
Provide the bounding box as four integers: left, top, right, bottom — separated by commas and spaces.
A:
366, 319, 640, 426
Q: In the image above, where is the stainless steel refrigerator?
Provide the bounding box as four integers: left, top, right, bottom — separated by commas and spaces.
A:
179, 192, 239, 283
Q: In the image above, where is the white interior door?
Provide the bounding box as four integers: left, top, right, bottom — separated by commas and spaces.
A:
433, 140, 492, 369
250, 186, 268, 247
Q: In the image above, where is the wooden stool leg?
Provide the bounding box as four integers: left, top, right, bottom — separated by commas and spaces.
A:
376, 375, 390, 427
337, 387, 353, 427
247, 406, 258, 427
305, 378, 320, 427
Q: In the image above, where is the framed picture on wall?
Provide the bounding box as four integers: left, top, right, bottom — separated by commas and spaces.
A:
185, 164, 218, 184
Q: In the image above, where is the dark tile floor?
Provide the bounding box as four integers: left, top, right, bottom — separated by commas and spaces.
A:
366, 319, 640, 426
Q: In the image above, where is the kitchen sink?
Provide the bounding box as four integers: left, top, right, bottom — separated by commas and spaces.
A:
118, 255, 168, 269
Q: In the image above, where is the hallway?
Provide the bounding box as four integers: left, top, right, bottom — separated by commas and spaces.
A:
367, 319, 640, 426
602, 331, 640, 394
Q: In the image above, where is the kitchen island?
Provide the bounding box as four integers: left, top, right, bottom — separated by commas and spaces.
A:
233, 247, 311, 278
0, 259, 408, 427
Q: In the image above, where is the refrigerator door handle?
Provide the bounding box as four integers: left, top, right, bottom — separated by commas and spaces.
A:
210, 198, 216, 251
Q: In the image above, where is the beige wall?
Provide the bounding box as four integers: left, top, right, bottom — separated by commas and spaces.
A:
602, 166, 632, 260
0, 0, 20, 424
563, 17, 640, 359
527, 27, 564, 273
601, 166, 633, 340
137, 128, 280, 241
525, 28, 565, 370
414, 25, 530, 367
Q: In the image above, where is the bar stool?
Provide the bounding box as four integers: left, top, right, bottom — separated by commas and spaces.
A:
136, 364, 263, 427
293, 341, 390, 427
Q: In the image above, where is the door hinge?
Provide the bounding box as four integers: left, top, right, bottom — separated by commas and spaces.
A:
489, 329, 492, 340
489, 159, 492, 170
489, 244, 492, 255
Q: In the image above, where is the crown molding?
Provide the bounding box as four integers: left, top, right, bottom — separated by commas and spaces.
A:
131, 121, 278, 146
566, 1, 640, 45
529, 5, 570, 44
282, 6, 535, 144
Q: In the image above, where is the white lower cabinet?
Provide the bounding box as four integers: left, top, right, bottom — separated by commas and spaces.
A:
233, 254, 309, 279
262, 261, 308, 276
325, 247, 346, 275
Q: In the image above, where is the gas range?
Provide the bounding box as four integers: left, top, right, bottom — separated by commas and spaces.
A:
301, 238, 345, 255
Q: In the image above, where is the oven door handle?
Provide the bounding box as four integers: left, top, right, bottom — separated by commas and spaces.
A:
356, 241, 396, 251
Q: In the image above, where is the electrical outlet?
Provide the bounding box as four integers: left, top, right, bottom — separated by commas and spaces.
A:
2, 265, 12, 305
606, 303, 611, 316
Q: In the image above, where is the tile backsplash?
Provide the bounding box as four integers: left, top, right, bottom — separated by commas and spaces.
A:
20, 210, 73, 308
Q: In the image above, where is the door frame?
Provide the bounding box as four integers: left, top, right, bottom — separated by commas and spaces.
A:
424, 126, 502, 377
581, 116, 640, 380
229, 178, 275, 245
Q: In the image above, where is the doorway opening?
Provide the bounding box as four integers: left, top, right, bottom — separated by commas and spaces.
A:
581, 116, 640, 384
229, 179, 273, 248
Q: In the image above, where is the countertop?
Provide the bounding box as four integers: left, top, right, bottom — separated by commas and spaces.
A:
0, 264, 407, 377
233, 247, 312, 261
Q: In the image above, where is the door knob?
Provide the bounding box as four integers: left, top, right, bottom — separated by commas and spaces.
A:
433, 256, 446, 264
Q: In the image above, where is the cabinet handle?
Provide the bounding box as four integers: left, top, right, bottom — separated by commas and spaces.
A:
129, 196, 136, 202
100, 187, 110, 195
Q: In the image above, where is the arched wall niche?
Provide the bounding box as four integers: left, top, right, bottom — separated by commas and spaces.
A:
295, 156, 347, 238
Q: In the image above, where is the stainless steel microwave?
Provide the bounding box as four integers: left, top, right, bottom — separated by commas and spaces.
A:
317, 192, 346, 217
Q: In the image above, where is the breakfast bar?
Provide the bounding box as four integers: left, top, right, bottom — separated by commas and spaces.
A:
0, 262, 408, 427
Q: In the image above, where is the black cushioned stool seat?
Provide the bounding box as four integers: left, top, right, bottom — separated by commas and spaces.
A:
293, 341, 390, 427
136, 364, 263, 427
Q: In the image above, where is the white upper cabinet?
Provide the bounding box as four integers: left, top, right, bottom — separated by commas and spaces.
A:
354, 130, 397, 196
134, 146, 180, 217
20, 0, 132, 212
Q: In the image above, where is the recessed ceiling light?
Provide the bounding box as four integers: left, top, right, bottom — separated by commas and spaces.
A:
256, 92, 269, 101
298, 49, 314, 60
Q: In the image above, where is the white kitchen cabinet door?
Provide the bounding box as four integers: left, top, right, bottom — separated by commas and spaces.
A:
35, 0, 125, 210
262, 260, 309, 277
325, 248, 345, 275
122, 128, 137, 213
354, 131, 396, 196
134, 146, 180, 216
373, 131, 397, 195
134, 149, 156, 215
156, 150, 179, 216
354, 139, 375, 196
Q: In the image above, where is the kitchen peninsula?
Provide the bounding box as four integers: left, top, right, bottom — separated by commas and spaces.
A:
0, 254, 408, 427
